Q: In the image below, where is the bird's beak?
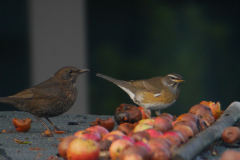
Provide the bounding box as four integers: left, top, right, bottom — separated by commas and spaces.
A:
79, 69, 90, 74
175, 79, 185, 83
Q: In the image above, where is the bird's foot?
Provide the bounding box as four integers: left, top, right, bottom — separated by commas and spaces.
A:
54, 129, 65, 134
41, 129, 54, 137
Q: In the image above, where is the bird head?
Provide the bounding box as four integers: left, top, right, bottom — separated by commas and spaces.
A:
54, 66, 89, 82
164, 73, 185, 91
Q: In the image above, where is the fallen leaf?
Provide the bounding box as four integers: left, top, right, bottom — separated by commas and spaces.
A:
47, 155, 59, 160
57, 137, 65, 141
29, 147, 45, 151
37, 154, 42, 156
14, 139, 32, 144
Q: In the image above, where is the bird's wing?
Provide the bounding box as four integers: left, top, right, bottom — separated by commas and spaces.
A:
130, 77, 164, 96
8, 83, 60, 99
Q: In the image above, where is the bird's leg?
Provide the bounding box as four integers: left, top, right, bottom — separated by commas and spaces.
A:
144, 108, 151, 119
155, 110, 161, 116
35, 116, 53, 136
45, 117, 65, 134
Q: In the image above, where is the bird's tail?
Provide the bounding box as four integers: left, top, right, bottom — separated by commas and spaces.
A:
0, 97, 16, 105
96, 73, 139, 93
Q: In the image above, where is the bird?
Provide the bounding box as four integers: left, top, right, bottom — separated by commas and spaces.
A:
96, 73, 185, 118
0, 66, 89, 134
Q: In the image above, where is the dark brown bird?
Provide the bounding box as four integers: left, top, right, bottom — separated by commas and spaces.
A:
0, 66, 89, 134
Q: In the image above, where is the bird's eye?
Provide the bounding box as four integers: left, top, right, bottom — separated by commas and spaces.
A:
69, 70, 72, 74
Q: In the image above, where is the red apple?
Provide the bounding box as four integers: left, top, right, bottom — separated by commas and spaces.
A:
130, 131, 150, 142
74, 130, 101, 142
149, 148, 171, 160
67, 138, 100, 160
161, 131, 185, 147
58, 135, 78, 159
138, 106, 151, 119
134, 141, 151, 152
109, 139, 133, 160
122, 153, 143, 160
145, 129, 163, 138
86, 125, 109, 138
146, 138, 170, 151
157, 113, 175, 122
153, 117, 173, 133
120, 145, 150, 160
122, 136, 135, 144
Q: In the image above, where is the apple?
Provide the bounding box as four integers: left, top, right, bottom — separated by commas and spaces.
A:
86, 125, 109, 138
138, 119, 155, 126
221, 126, 240, 144
122, 136, 135, 144
220, 149, 240, 160
189, 104, 213, 116
118, 123, 135, 135
198, 113, 215, 126
200, 101, 221, 120
157, 113, 175, 122
138, 106, 151, 119
122, 153, 143, 160
109, 130, 126, 136
173, 124, 194, 140
153, 117, 173, 133
74, 130, 101, 142
67, 138, 100, 160
134, 141, 151, 152
98, 139, 112, 151
146, 138, 171, 151
130, 131, 150, 142
161, 131, 185, 147
58, 135, 78, 159
12, 118, 31, 132
149, 148, 171, 160
102, 134, 122, 142
109, 139, 133, 160
133, 123, 153, 133
145, 129, 163, 138
120, 145, 150, 160
172, 120, 200, 135
176, 113, 199, 124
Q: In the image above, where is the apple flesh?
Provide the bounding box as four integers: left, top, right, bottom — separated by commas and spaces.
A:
138, 119, 155, 126
67, 138, 100, 160
138, 106, 151, 119
133, 123, 153, 133
12, 118, 31, 132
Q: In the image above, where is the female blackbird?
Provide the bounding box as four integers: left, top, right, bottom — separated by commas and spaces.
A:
0, 66, 89, 134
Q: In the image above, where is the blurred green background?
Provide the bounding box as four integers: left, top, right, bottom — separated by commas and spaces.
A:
1, 1, 240, 117
88, 1, 240, 116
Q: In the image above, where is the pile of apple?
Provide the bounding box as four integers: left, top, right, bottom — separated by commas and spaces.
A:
58, 101, 221, 160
